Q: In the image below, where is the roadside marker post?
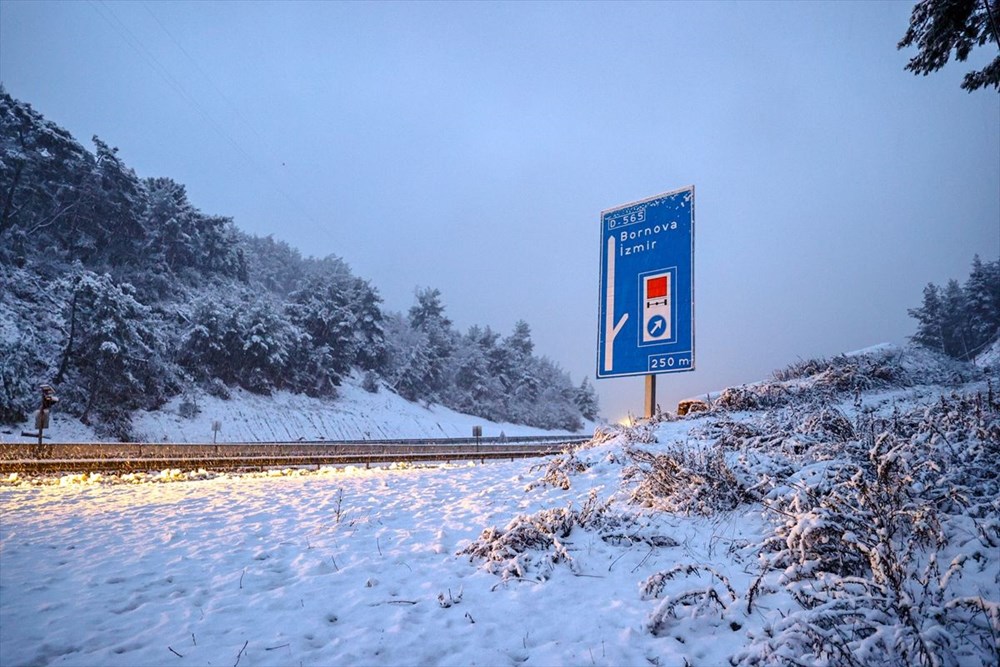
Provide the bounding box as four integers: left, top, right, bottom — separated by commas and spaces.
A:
597, 186, 695, 418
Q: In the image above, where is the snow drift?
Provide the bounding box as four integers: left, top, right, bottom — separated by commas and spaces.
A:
1, 344, 996, 667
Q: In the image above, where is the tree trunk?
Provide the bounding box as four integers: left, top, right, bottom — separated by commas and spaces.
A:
54, 290, 78, 384
0, 160, 24, 239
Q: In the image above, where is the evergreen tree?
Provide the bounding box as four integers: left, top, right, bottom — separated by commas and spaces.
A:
54, 270, 174, 436
445, 326, 506, 419
908, 283, 946, 353
0, 87, 94, 258
87, 137, 145, 265
241, 234, 307, 295
909, 257, 1000, 361
382, 312, 433, 402
0, 89, 593, 432
506, 320, 534, 356
941, 278, 972, 359
180, 296, 232, 384
286, 274, 355, 383
408, 287, 451, 329
406, 287, 456, 401
342, 275, 386, 372
0, 333, 37, 424
138, 177, 201, 296
964, 255, 1000, 353
525, 358, 583, 432
182, 289, 302, 395
237, 295, 301, 394
898, 0, 1000, 92
575, 377, 600, 421
503, 321, 540, 416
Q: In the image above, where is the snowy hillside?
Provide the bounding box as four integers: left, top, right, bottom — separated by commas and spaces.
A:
1, 344, 997, 667
976, 336, 1000, 370
0, 373, 589, 444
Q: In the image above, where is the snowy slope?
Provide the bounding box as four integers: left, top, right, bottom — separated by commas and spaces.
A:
976, 335, 1000, 370
1, 344, 996, 667
0, 373, 592, 443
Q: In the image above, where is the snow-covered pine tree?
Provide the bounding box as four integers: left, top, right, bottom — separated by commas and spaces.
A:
909, 257, 1000, 362
87, 137, 146, 267
444, 326, 505, 420
575, 376, 599, 421
524, 357, 583, 432
286, 273, 355, 382
898, 0, 1000, 92
285, 256, 384, 394
964, 255, 1000, 355
341, 274, 386, 373
54, 269, 175, 437
941, 279, 973, 360
503, 321, 540, 420
241, 234, 307, 296
0, 87, 94, 260
381, 311, 433, 402
406, 287, 456, 402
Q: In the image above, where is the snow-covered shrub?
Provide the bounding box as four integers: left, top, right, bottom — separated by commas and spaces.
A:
740, 391, 1000, 667
715, 386, 773, 412
459, 492, 606, 580
715, 351, 912, 413
92, 409, 140, 442
811, 353, 907, 393
525, 424, 639, 491
771, 357, 830, 382
459, 508, 574, 580
526, 451, 591, 491
178, 394, 200, 418
737, 559, 999, 667
641, 564, 739, 637
761, 431, 942, 584
770, 348, 910, 393
204, 377, 231, 400
907, 391, 1000, 518
798, 406, 855, 441
461, 491, 676, 581
701, 418, 766, 447
361, 370, 379, 393
624, 443, 752, 515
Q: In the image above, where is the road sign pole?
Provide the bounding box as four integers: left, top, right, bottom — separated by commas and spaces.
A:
644, 374, 656, 419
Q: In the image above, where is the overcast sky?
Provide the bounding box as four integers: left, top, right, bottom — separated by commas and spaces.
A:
2, 0, 998, 421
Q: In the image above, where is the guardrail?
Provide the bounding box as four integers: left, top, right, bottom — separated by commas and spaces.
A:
0, 435, 591, 474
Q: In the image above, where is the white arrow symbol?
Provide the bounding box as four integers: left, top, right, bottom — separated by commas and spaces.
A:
604, 235, 628, 372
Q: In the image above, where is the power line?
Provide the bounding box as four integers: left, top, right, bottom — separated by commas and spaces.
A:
140, 1, 272, 151
86, 0, 321, 227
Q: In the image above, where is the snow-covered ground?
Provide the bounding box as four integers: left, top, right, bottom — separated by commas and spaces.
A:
1, 345, 997, 666
0, 373, 589, 444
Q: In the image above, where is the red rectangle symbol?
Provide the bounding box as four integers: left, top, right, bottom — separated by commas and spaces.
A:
646, 276, 668, 299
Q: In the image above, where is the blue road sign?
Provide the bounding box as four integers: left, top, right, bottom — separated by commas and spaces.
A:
597, 186, 694, 378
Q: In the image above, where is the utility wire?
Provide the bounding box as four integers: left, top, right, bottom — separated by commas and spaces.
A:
140, 1, 273, 151
87, 0, 320, 227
